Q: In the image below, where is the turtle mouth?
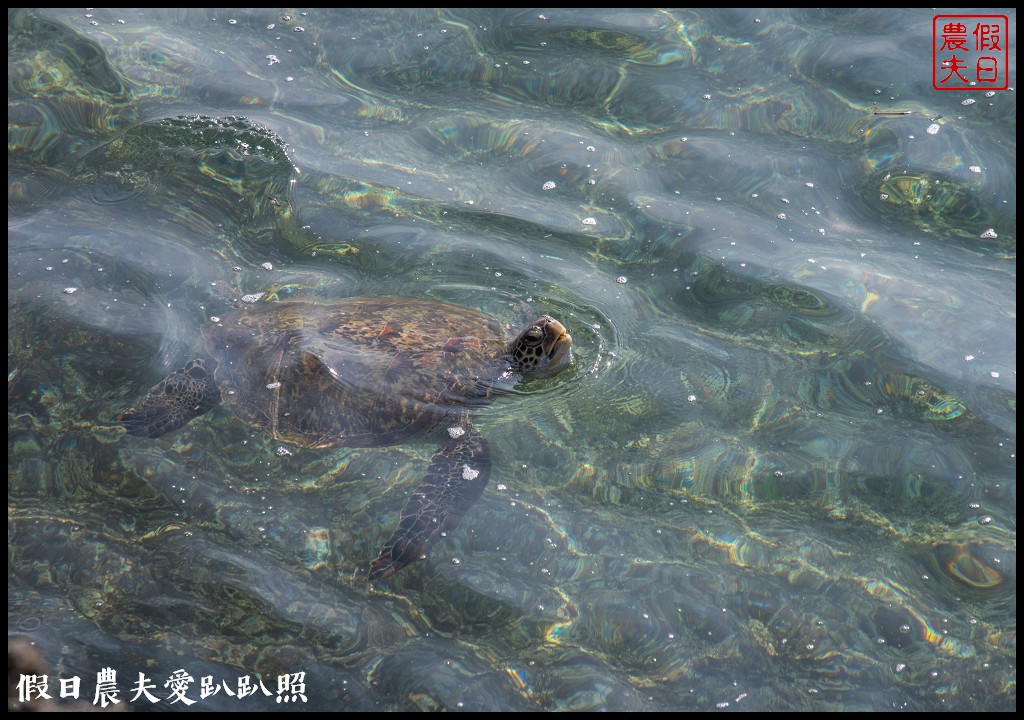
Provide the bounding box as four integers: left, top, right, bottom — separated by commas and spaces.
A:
545, 328, 573, 369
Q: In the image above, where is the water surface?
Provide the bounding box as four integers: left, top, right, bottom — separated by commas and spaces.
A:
8, 8, 1016, 711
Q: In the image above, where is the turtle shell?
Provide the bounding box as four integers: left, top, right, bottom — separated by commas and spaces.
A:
203, 297, 508, 449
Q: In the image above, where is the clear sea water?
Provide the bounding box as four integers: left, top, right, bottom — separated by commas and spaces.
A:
8, 8, 1015, 711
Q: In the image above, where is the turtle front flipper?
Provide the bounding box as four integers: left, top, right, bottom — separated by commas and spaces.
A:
369, 423, 491, 582
118, 358, 221, 438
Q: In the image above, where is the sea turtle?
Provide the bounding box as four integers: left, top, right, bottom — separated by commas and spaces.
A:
118, 296, 573, 582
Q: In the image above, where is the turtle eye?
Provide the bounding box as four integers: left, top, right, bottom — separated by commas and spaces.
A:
524, 327, 543, 345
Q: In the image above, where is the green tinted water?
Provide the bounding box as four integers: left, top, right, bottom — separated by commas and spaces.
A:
9, 8, 1015, 711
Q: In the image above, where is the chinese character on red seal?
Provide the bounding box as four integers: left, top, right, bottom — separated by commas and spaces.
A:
933, 15, 1009, 90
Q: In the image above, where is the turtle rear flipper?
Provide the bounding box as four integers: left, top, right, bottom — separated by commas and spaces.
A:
369, 424, 490, 582
119, 358, 221, 438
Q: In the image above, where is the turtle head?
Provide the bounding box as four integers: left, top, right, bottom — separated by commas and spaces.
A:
508, 316, 573, 376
